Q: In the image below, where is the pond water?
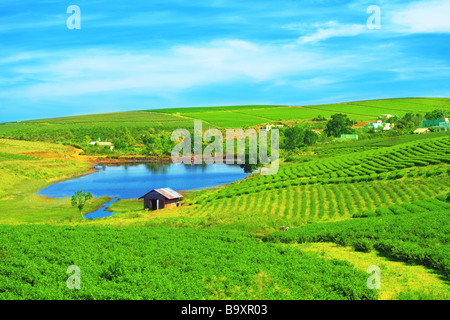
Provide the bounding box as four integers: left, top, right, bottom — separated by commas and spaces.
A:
84, 198, 119, 220
37, 163, 249, 199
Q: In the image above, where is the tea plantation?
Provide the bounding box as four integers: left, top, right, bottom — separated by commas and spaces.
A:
0, 98, 449, 300
0, 226, 376, 300
264, 209, 450, 281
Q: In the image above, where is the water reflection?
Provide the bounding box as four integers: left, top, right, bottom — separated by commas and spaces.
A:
38, 163, 248, 199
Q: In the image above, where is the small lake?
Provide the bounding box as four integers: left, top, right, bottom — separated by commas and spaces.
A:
37, 163, 249, 199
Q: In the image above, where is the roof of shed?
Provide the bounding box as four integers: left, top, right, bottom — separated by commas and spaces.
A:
414, 128, 430, 133
139, 188, 183, 200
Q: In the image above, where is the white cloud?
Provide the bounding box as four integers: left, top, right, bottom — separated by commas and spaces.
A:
290, 0, 450, 44
390, 0, 450, 33
299, 23, 367, 43
3, 40, 351, 99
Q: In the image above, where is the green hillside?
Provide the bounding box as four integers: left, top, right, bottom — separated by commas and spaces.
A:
1, 97, 449, 138
0, 97, 449, 300
0, 225, 377, 300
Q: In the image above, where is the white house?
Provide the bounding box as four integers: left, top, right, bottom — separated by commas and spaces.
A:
89, 140, 114, 150
260, 124, 273, 132
364, 120, 393, 131
260, 124, 284, 132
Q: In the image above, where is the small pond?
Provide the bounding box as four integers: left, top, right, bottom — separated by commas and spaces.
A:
38, 163, 249, 199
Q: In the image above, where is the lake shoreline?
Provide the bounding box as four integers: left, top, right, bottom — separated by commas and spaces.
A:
39, 156, 174, 192
37, 161, 250, 200
88, 155, 172, 165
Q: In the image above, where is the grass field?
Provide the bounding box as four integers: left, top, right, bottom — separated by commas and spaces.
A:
0, 225, 378, 300
295, 242, 449, 300
265, 209, 450, 282
307, 98, 450, 118
0, 97, 449, 300
235, 107, 373, 122
151, 105, 287, 114
1, 98, 448, 141
0, 139, 89, 200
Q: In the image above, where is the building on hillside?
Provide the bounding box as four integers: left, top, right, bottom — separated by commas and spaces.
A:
383, 123, 394, 130
420, 118, 450, 132
435, 121, 450, 132
260, 124, 284, 133
414, 128, 431, 134
421, 118, 448, 127
378, 114, 394, 120
89, 141, 113, 146
260, 124, 273, 132
89, 140, 114, 150
337, 134, 358, 141
364, 120, 393, 131
139, 188, 183, 211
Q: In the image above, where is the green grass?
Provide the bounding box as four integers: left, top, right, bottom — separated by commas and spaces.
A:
0, 155, 89, 202
307, 98, 450, 118
26, 111, 185, 124
1, 98, 448, 147
182, 111, 270, 128
0, 139, 96, 222
106, 199, 143, 213
75, 134, 450, 235
236, 107, 373, 122
296, 242, 450, 300
0, 225, 377, 300
314, 131, 450, 157
308, 104, 402, 117
0, 138, 72, 154
0, 152, 39, 162
151, 105, 287, 114
264, 210, 450, 280
153, 98, 450, 128
0, 98, 449, 300
95, 177, 447, 233
193, 135, 450, 207
350, 97, 450, 113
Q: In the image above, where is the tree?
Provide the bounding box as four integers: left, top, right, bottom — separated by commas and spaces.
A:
303, 129, 319, 146
143, 132, 175, 156
425, 109, 446, 120
324, 114, 354, 137
312, 115, 326, 122
392, 113, 423, 132
71, 190, 93, 219
283, 125, 306, 150
114, 128, 136, 150
241, 161, 261, 173
282, 125, 318, 150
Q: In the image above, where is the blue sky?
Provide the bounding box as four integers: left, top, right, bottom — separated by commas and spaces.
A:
0, 0, 449, 121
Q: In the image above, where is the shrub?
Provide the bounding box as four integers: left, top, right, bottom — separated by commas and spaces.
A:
412, 200, 441, 211
378, 172, 388, 180
100, 260, 124, 280
401, 203, 426, 213
352, 238, 373, 252
375, 207, 393, 216
358, 210, 376, 218
389, 205, 410, 215
407, 170, 418, 177
265, 210, 450, 280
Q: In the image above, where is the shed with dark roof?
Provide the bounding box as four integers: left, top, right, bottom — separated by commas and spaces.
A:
139, 188, 183, 210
